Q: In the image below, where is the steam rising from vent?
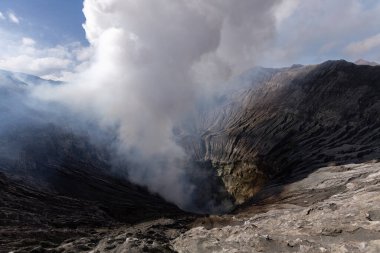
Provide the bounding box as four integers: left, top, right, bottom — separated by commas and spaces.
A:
34, 0, 281, 211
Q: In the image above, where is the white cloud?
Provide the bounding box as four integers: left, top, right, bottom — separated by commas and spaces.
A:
22, 37, 36, 46
8, 12, 20, 24
261, 0, 380, 66
0, 11, 5, 20
74, 46, 93, 61
344, 33, 380, 55
0, 55, 70, 74
273, 0, 300, 25
0, 32, 89, 81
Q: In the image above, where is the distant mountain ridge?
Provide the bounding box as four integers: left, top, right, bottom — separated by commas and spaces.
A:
354, 58, 379, 66
0, 69, 62, 87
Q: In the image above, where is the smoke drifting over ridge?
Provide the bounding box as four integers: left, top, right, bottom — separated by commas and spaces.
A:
34, 0, 282, 211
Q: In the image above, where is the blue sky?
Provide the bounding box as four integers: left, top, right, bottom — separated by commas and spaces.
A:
0, 0, 90, 80
0, 0, 380, 80
0, 0, 87, 46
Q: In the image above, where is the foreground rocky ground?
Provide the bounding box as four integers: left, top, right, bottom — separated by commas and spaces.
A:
173, 161, 380, 253
5, 161, 378, 252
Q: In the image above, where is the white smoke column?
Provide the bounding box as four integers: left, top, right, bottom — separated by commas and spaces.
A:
35, 0, 281, 210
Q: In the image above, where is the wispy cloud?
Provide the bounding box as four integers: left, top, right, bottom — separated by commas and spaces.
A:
273, 0, 300, 25
8, 11, 20, 24
22, 37, 36, 47
262, 0, 380, 66
0, 11, 5, 20
344, 33, 380, 55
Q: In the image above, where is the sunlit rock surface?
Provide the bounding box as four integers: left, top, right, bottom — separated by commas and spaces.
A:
173, 162, 380, 253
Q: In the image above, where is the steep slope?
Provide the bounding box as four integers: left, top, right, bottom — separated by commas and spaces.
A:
171, 60, 380, 252
0, 69, 189, 252
182, 60, 380, 203
0, 124, 189, 252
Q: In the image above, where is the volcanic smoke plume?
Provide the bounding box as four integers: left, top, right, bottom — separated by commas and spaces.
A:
34, 0, 282, 211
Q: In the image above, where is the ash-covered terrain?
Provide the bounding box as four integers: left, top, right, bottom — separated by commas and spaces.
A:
1, 60, 380, 252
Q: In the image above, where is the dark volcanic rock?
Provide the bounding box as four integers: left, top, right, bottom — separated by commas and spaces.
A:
182, 60, 380, 203
0, 75, 188, 251
0, 127, 187, 252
